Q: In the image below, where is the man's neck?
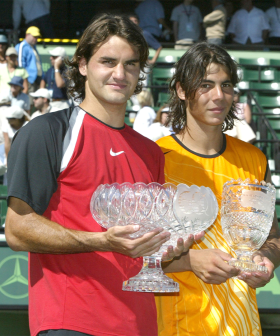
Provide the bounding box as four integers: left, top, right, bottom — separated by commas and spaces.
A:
41, 105, 50, 114
7, 63, 15, 72
176, 121, 224, 156
183, 0, 192, 6
79, 96, 127, 128
244, 5, 254, 12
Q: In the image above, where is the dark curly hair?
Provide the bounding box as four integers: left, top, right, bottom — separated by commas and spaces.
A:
168, 42, 240, 134
65, 13, 149, 102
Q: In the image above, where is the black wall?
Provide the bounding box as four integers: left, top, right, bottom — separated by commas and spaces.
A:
0, 0, 276, 38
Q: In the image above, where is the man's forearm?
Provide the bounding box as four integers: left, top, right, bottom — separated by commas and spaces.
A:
260, 235, 280, 269
6, 197, 171, 257
6, 207, 108, 254
163, 250, 191, 273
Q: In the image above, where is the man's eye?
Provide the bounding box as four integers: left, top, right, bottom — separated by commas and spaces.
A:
201, 84, 210, 88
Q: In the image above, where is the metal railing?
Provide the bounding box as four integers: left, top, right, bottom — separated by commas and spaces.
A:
247, 91, 280, 174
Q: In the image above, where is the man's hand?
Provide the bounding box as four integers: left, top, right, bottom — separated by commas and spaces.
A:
103, 225, 171, 258
161, 231, 205, 262
237, 255, 274, 288
54, 56, 63, 69
189, 249, 240, 284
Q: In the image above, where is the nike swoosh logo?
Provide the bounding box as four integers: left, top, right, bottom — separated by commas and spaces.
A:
110, 148, 125, 156
164, 150, 172, 155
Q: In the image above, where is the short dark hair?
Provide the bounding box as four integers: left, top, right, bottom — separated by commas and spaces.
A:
127, 13, 139, 21
168, 42, 239, 134
66, 13, 149, 102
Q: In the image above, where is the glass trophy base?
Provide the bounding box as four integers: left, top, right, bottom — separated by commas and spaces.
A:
228, 258, 268, 273
122, 255, 179, 292
122, 272, 179, 292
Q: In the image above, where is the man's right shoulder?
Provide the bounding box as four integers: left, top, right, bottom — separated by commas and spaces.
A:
15, 107, 74, 141
173, 4, 182, 10
233, 9, 244, 17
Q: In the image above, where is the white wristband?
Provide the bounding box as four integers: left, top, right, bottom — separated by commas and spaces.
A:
54, 69, 59, 73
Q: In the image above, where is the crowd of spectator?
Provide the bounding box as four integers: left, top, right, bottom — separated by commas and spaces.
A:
0, 24, 69, 184
0, 0, 276, 183
134, 0, 280, 47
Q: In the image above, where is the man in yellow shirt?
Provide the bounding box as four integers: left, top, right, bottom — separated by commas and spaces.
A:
156, 42, 280, 336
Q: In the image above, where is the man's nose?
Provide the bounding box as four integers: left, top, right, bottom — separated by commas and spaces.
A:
212, 85, 223, 100
113, 64, 125, 80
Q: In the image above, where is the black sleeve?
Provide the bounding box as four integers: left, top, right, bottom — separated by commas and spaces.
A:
7, 109, 71, 215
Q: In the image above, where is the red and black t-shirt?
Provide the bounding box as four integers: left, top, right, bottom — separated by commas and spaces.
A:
8, 106, 165, 336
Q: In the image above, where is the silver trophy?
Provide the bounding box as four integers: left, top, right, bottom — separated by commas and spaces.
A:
90, 182, 218, 292
221, 178, 276, 273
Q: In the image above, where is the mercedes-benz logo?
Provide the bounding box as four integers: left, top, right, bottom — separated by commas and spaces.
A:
0, 255, 28, 299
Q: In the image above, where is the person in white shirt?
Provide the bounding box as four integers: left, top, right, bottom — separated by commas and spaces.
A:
133, 90, 156, 137
13, 0, 54, 38
171, 0, 202, 43
224, 87, 255, 143
2, 105, 30, 159
227, 0, 269, 44
0, 35, 8, 67
146, 105, 172, 141
30, 88, 51, 120
266, 0, 280, 45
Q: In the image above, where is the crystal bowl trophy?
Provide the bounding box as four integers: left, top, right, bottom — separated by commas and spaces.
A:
90, 182, 218, 292
221, 178, 276, 273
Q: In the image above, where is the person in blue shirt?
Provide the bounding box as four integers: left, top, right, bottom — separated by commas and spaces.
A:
40, 47, 69, 112
15, 26, 43, 93
128, 13, 162, 64
135, 0, 171, 40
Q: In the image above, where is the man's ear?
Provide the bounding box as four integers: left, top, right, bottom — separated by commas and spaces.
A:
78, 57, 87, 76
176, 82, 186, 100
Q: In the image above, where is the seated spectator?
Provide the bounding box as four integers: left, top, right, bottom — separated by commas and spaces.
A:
224, 87, 255, 143
0, 92, 10, 177
0, 35, 8, 66
8, 76, 30, 113
135, 0, 172, 41
0, 47, 28, 94
227, 0, 269, 45
0, 92, 11, 149
266, 0, 280, 45
224, 119, 256, 143
128, 14, 162, 64
40, 47, 69, 112
13, 0, 55, 38
233, 87, 251, 124
2, 105, 30, 160
146, 105, 172, 141
30, 88, 51, 119
133, 90, 156, 136
203, 0, 227, 45
171, 0, 202, 44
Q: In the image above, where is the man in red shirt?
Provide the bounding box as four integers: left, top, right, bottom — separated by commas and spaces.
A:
5, 14, 196, 336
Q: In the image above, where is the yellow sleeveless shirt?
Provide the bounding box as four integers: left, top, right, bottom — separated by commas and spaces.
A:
155, 134, 268, 336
